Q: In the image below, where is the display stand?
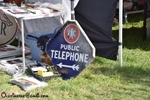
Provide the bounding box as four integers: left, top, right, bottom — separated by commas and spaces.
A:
0, 3, 66, 74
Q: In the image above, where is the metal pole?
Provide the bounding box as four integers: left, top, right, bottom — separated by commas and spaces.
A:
70, 0, 75, 20
119, 0, 123, 67
21, 18, 26, 73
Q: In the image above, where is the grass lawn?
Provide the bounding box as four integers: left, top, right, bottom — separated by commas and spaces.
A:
0, 14, 150, 100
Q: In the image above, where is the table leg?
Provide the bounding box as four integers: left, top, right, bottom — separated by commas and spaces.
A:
21, 18, 26, 73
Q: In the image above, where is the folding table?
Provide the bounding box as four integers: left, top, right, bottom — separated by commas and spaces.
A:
0, 6, 66, 74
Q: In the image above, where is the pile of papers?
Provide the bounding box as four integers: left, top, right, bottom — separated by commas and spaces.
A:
10, 76, 48, 91
0, 2, 66, 16
34, 2, 65, 11
0, 57, 36, 76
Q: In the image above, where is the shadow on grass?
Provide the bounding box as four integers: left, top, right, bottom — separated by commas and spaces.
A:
113, 27, 150, 51
127, 13, 144, 23
90, 65, 150, 86
88, 56, 150, 87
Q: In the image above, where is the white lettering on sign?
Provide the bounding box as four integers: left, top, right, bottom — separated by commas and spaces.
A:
57, 62, 79, 71
0, 22, 7, 36
51, 50, 89, 63
60, 44, 79, 51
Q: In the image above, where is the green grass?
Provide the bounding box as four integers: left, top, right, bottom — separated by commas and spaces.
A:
0, 14, 150, 100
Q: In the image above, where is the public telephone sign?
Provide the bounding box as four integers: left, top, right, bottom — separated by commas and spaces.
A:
46, 20, 95, 79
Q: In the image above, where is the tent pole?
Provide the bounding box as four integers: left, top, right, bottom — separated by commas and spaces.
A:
119, 0, 123, 67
